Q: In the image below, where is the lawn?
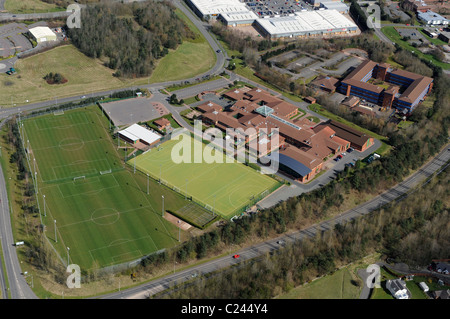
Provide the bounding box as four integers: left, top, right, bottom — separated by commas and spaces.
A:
20, 106, 197, 270
147, 8, 215, 84
149, 41, 215, 84
1, 6, 216, 107
131, 133, 282, 218
277, 267, 361, 299
2, 45, 127, 106
4, 0, 65, 13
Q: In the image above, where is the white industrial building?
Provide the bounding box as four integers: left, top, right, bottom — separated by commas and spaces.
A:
418, 10, 449, 26
254, 9, 357, 39
28, 26, 57, 43
118, 124, 162, 147
186, 0, 251, 20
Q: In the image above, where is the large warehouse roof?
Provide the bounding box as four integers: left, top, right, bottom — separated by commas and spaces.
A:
119, 124, 161, 145
256, 9, 357, 36
28, 26, 56, 39
188, 0, 249, 16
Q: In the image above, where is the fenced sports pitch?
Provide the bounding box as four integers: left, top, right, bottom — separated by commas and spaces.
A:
130, 133, 282, 219
20, 106, 196, 270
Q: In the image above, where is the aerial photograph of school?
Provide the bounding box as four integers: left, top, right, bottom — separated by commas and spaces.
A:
0, 0, 448, 307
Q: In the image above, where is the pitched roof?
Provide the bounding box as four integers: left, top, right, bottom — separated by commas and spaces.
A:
197, 101, 223, 113
398, 76, 433, 103
154, 118, 171, 127
325, 120, 372, 148
311, 75, 339, 91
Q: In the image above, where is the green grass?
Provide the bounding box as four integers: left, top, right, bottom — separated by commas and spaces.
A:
147, 8, 216, 84
21, 106, 197, 270
149, 41, 216, 84
131, 133, 282, 219
4, 0, 65, 13
277, 267, 361, 299
3, 45, 127, 106
381, 26, 449, 70
2, 7, 216, 107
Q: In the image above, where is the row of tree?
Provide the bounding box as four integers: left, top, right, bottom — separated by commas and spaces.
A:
154, 167, 449, 298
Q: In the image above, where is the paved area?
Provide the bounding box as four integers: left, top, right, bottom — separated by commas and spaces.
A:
100, 97, 170, 127
257, 138, 382, 209
0, 22, 32, 60
270, 49, 364, 82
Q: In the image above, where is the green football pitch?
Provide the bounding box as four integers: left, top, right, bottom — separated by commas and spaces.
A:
21, 106, 198, 270
131, 133, 282, 219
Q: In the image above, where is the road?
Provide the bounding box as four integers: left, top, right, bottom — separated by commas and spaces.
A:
0, 119, 37, 299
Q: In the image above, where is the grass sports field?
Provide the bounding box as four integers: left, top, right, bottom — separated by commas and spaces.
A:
131, 133, 282, 219
21, 106, 205, 270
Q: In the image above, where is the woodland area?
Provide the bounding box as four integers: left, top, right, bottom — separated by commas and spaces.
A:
67, 1, 196, 78
155, 168, 449, 299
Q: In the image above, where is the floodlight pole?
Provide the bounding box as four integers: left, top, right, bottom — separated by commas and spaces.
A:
43, 194, 46, 217
35, 171, 38, 195
67, 247, 70, 266
162, 196, 164, 217
54, 220, 57, 243
147, 174, 149, 195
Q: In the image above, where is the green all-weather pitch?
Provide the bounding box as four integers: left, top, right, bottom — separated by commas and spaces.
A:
130, 133, 282, 219
21, 106, 201, 270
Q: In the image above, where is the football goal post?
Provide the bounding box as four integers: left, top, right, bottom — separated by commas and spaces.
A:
100, 169, 112, 175
73, 175, 86, 183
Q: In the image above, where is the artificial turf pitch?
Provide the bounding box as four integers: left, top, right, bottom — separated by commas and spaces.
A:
21, 106, 188, 270
131, 133, 282, 219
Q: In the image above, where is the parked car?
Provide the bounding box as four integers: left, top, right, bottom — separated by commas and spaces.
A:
233, 254, 240, 259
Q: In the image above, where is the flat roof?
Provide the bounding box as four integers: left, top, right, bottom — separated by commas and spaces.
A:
189, 0, 250, 16
29, 26, 56, 39
220, 11, 259, 22
418, 10, 448, 22
119, 124, 162, 145
256, 10, 357, 36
